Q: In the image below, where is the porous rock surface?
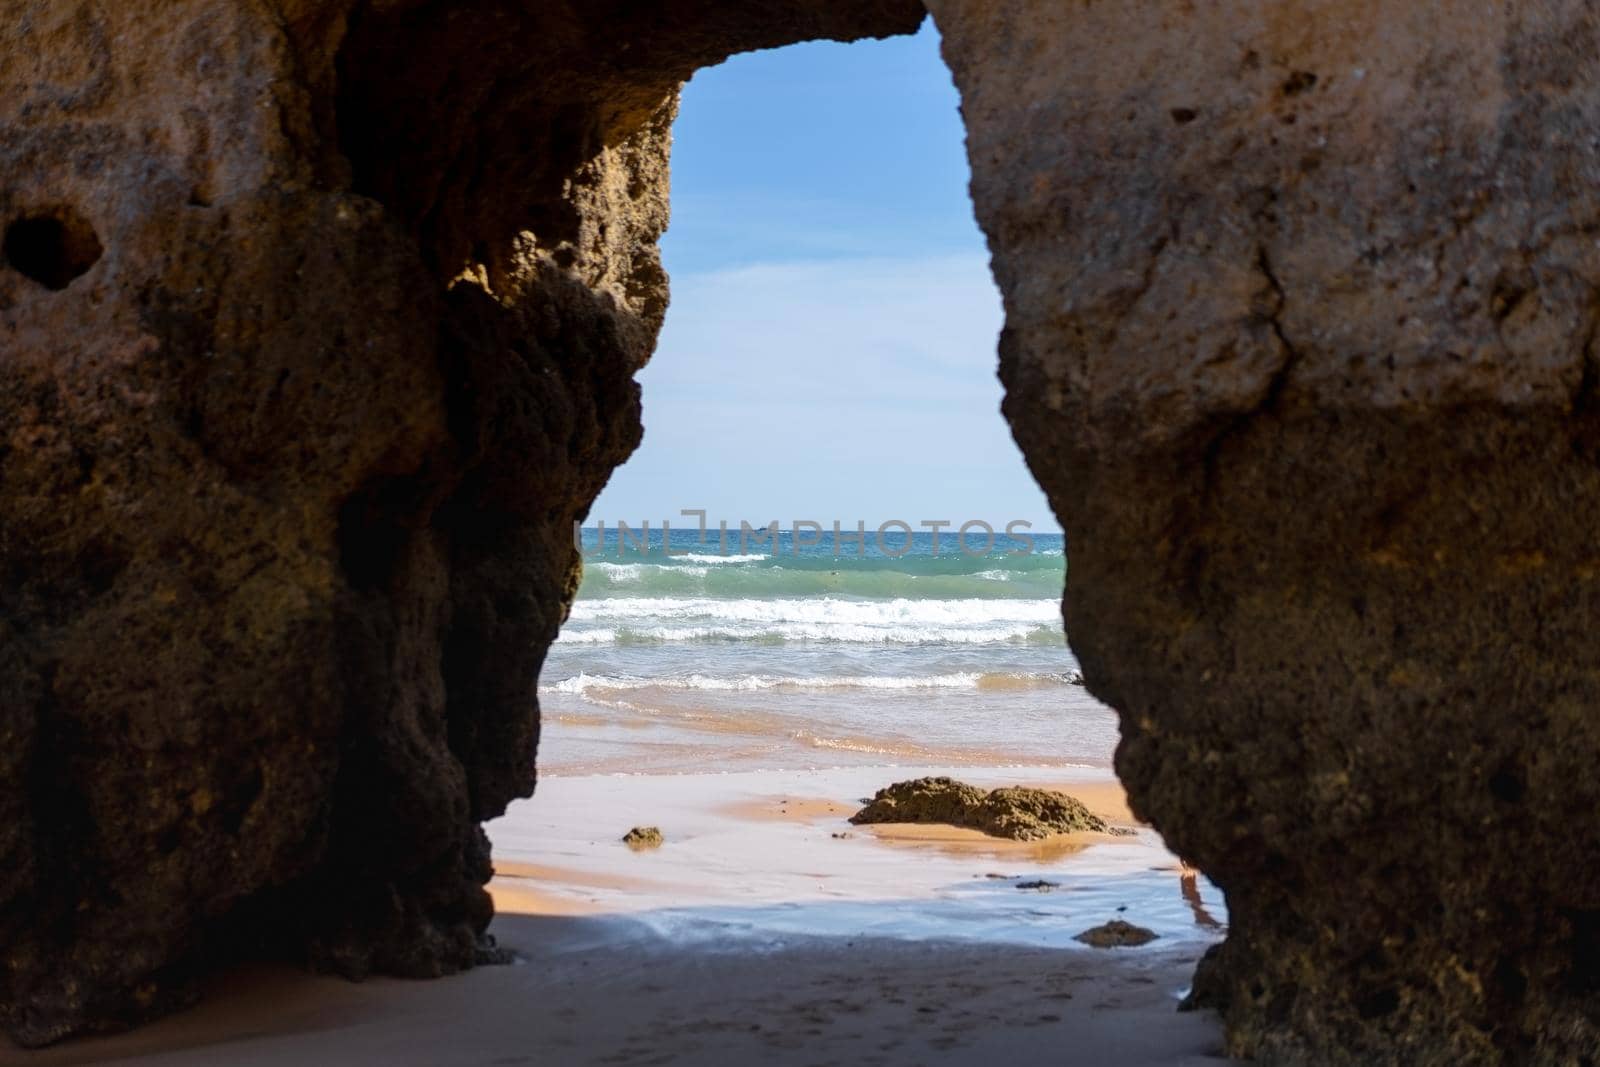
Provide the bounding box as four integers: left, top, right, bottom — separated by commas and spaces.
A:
622, 826, 664, 851
930, 0, 1600, 1063
4, 0, 1599, 1063
850, 777, 1109, 840
0, 0, 922, 1047
1076, 921, 1160, 950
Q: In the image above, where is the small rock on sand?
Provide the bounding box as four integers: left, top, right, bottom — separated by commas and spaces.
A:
622, 826, 663, 850
1075, 920, 1159, 948
1016, 880, 1060, 891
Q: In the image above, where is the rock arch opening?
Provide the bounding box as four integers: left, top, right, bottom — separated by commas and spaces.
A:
541, 24, 1118, 795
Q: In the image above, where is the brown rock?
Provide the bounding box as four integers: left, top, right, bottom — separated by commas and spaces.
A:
849, 777, 1109, 840
622, 827, 664, 851
1075, 921, 1159, 950
931, 0, 1600, 1061
0, 0, 922, 1047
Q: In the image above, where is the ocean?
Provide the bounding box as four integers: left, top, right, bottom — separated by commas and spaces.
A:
537, 526, 1120, 775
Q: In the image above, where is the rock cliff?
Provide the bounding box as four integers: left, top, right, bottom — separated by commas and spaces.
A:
0, 0, 922, 1047
930, 1, 1600, 1062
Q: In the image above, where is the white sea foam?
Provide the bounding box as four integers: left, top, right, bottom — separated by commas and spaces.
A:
567, 596, 1058, 626
556, 625, 1053, 645
588, 553, 766, 567
555, 596, 1061, 646
544, 670, 1074, 695
590, 563, 709, 582
557, 628, 618, 644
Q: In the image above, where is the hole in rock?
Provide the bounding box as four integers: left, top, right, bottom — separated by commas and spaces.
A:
3, 208, 103, 290
339, 474, 432, 592
493, 24, 1232, 1026
1280, 71, 1319, 97
1494, 956, 1528, 1004
1488, 763, 1526, 804
1357, 987, 1401, 1020
1569, 910, 1600, 994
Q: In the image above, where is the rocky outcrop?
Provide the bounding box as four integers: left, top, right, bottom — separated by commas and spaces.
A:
622, 826, 665, 851
930, 1, 1600, 1062
850, 777, 1109, 839
5, 0, 1598, 1061
1076, 921, 1159, 950
0, 0, 921, 1047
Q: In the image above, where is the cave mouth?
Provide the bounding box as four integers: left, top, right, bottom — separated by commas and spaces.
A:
3, 207, 103, 291
504, 23, 1230, 967
540, 26, 1080, 781
322, 0, 1232, 993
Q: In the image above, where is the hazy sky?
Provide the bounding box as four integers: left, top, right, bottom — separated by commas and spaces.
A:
588, 22, 1058, 531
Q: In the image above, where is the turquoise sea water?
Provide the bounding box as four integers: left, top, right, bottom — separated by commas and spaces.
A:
537, 528, 1121, 775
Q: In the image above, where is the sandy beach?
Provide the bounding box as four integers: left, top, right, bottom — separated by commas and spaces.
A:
17, 923, 1227, 1067
18, 766, 1233, 1066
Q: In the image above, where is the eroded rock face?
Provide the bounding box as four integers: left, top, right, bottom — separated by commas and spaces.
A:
929, 1, 1600, 1062
0, 0, 921, 1046
850, 777, 1109, 839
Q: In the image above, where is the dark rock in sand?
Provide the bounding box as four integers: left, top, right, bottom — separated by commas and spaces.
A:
1075, 921, 1159, 949
622, 827, 664, 851
851, 777, 988, 827
1015, 880, 1060, 892
849, 777, 1109, 840
982, 786, 1110, 841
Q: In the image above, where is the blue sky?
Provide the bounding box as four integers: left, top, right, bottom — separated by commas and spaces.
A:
589, 22, 1058, 532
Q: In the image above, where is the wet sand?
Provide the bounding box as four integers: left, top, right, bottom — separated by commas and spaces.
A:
21, 917, 1230, 1067
484, 765, 1216, 941
15, 766, 1233, 1066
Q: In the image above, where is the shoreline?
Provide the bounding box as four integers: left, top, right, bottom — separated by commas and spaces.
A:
18, 764, 1232, 1065
485, 764, 1221, 948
